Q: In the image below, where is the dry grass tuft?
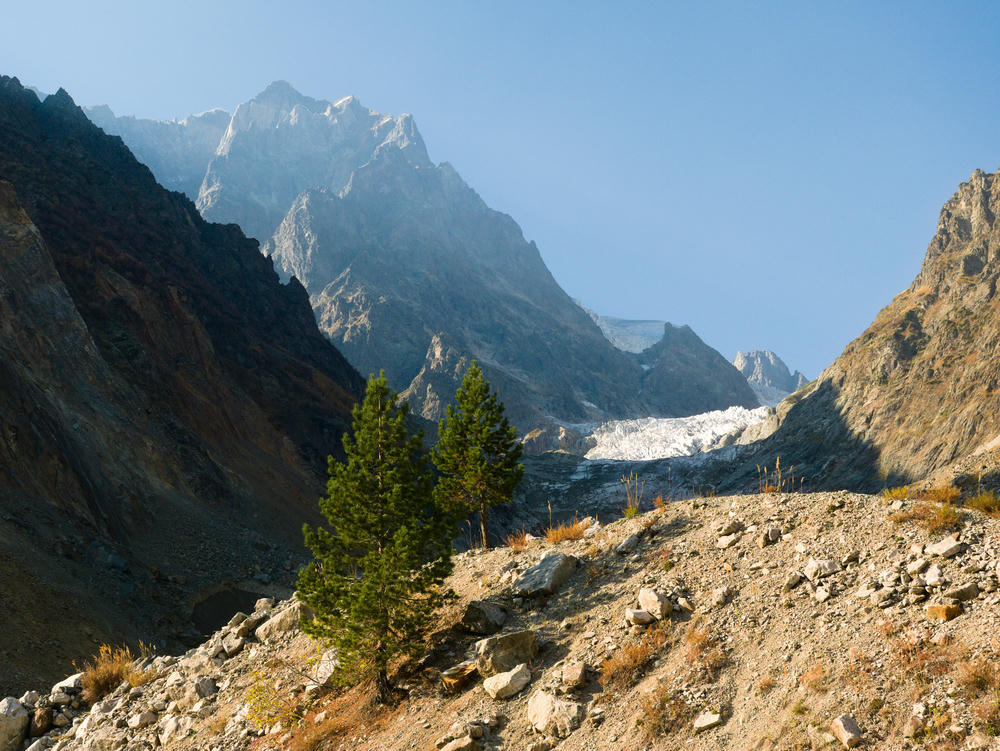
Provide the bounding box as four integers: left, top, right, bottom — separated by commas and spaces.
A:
798, 662, 829, 693
912, 484, 961, 503
683, 620, 726, 681
757, 457, 800, 494
504, 529, 528, 551
955, 657, 998, 698
889, 630, 957, 685
600, 628, 668, 689
545, 516, 588, 544
967, 490, 1000, 517
637, 683, 694, 738
79, 644, 155, 705
757, 675, 776, 694
890, 502, 963, 534
882, 485, 910, 501
971, 693, 1000, 736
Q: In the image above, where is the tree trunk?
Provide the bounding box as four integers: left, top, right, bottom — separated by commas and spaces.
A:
480, 506, 490, 549
374, 668, 393, 705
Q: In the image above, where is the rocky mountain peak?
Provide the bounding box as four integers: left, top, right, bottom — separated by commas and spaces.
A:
732, 350, 807, 407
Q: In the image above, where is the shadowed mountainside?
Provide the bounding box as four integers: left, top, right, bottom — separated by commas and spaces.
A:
0, 76, 363, 693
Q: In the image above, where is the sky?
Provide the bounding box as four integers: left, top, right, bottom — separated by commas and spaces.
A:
4, 1, 1000, 377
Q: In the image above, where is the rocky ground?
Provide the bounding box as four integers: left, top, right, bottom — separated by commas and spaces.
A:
4, 490, 1000, 751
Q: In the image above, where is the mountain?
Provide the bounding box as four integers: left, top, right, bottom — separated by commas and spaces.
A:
734, 168, 1000, 490
85, 104, 230, 198
0, 76, 363, 693
580, 305, 671, 353
732, 350, 808, 406
88, 82, 758, 432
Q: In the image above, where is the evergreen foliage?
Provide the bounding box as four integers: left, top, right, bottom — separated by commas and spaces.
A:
297, 372, 455, 704
433, 361, 524, 548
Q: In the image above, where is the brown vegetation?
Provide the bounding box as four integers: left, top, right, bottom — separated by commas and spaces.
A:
544, 517, 589, 544
600, 627, 668, 689
79, 644, 155, 705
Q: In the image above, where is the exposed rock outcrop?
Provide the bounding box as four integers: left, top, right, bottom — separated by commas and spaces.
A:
732, 349, 808, 407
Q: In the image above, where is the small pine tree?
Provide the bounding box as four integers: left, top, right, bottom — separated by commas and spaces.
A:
297, 372, 455, 705
433, 361, 524, 548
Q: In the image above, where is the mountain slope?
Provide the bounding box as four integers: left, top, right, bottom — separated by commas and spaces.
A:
0, 76, 363, 692
88, 82, 758, 432
735, 168, 1000, 489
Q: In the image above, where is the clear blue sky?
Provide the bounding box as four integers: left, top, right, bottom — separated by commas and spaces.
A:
5, 1, 1000, 377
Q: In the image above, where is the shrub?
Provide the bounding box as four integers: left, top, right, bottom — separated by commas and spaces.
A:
882, 485, 910, 501
621, 470, 645, 517
757, 457, 799, 494
600, 628, 668, 689
545, 516, 588, 543
79, 644, 154, 705
798, 662, 829, 692
955, 657, 998, 698
890, 502, 963, 534
967, 490, 1000, 517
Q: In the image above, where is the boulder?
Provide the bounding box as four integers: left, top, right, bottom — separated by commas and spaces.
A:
562, 662, 586, 689
28, 708, 52, 737
193, 677, 218, 699
943, 582, 979, 601
512, 554, 578, 597
255, 602, 304, 641
625, 608, 656, 626
475, 630, 539, 676
926, 602, 962, 622
49, 674, 82, 695
483, 663, 531, 699
803, 558, 841, 582
830, 714, 862, 748
716, 532, 741, 549
311, 649, 340, 687
442, 660, 478, 693
637, 588, 672, 620
926, 536, 962, 558
0, 698, 28, 751
440, 736, 481, 751
616, 534, 639, 554
222, 632, 245, 657
693, 710, 722, 732
127, 711, 158, 729
526, 691, 584, 738
460, 601, 508, 635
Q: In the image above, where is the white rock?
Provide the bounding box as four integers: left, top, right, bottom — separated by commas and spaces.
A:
625, 608, 656, 625
616, 534, 639, 554
804, 558, 841, 582
526, 691, 584, 738
311, 649, 339, 687
482, 663, 531, 699
830, 714, 862, 748
637, 588, 672, 619
0, 698, 28, 751
693, 710, 722, 732
926, 536, 962, 558
127, 711, 158, 729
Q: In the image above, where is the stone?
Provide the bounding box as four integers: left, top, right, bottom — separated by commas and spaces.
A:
830, 714, 862, 748
783, 572, 803, 591
127, 711, 158, 729
625, 608, 656, 625
637, 588, 672, 619
159, 715, 194, 745
943, 582, 979, 601
254, 597, 275, 611
711, 586, 732, 607
717, 520, 743, 536
0, 698, 28, 751
562, 663, 586, 689
460, 600, 508, 635
907, 558, 929, 575
193, 677, 218, 698
902, 715, 923, 738
616, 534, 640, 554
926, 602, 962, 622
474, 630, 539, 677
483, 663, 531, 699
441, 660, 478, 693
804, 558, 841, 582
440, 736, 480, 751
311, 648, 339, 687
51, 712, 69, 728
758, 527, 781, 547
925, 564, 946, 587
526, 692, 584, 738
512, 554, 578, 597
926, 536, 962, 558
814, 586, 831, 603
717, 532, 741, 549
693, 710, 722, 732
222, 632, 245, 657
28, 708, 52, 737
17, 693, 38, 709
50, 674, 83, 695
48, 692, 72, 706
255, 602, 304, 641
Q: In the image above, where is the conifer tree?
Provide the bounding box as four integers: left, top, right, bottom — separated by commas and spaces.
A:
297, 372, 455, 704
433, 362, 524, 548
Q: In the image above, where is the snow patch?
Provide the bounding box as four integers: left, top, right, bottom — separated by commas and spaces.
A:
583, 406, 769, 461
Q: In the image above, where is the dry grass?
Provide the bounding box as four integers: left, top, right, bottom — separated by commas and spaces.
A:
757, 457, 799, 494
912, 485, 961, 503
757, 675, 776, 694
955, 657, 998, 698
545, 517, 588, 544
971, 693, 1000, 736
967, 490, 1000, 517
287, 684, 383, 751
637, 683, 694, 738
683, 620, 726, 682
652, 494, 669, 513
600, 627, 668, 689
621, 470, 645, 517
889, 631, 957, 685
798, 662, 829, 693
79, 644, 155, 705
882, 485, 910, 501
504, 529, 528, 551
890, 501, 963, 534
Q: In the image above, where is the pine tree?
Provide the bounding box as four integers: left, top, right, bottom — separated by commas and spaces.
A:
297, 372, 455, 705
433, 361, 524, 548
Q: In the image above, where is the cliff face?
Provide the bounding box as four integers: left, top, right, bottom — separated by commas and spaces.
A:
0, 77, 363, 692
732, 350, 808, 407
736, 168, 1000, 489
